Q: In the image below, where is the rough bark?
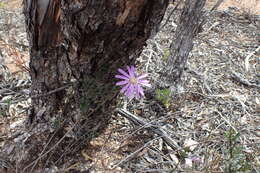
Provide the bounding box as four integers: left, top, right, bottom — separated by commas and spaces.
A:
162, 0, 206, 89
1, 0, 169, 172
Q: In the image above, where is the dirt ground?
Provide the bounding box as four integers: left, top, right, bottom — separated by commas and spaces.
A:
0, 1, 259, 173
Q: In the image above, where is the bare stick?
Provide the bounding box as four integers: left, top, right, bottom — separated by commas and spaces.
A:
117, 109, 182, 151
231, 71, 260, 89
112, 136, 161, 168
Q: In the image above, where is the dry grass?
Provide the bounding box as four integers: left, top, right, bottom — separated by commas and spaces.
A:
0, 1, 259, 173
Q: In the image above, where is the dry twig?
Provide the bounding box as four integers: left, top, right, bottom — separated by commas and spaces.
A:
117, 109, 182, 151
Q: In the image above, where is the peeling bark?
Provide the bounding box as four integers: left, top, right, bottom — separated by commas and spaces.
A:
1, 0, 169, 172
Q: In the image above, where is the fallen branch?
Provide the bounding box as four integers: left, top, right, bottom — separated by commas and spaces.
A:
116, 109, 182, 151
112, 136, 161, 169
230, 71, 260, 89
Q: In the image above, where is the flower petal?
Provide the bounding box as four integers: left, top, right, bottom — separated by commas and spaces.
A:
115, 74, 129, 80
134, 85, 140, 99
125, 84, 134, 98
116, 80, 129, 86
127, 66, 135, 78
138, 80, 151, 87
139, 86, 144, 96
118, 68, 130, 78
129, 84, 135, 95
130, 66, 135, 74
120, 83, 130, 93
138, 79, 149, 83
137, 73, 148, 80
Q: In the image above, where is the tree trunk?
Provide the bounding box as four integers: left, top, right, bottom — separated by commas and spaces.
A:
1, 0, 169, 172
162, 0, 206, 90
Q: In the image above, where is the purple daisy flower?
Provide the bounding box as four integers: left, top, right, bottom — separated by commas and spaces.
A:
115, 66, 151, 99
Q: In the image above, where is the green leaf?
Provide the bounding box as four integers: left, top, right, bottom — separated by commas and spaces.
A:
155, 88, 171, 107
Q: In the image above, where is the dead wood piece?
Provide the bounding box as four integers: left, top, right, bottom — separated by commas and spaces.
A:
231, 71, 260, 89
117, 109, 182, 151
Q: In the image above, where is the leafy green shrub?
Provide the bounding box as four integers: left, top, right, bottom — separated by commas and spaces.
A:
155, 88, 171, 108
162, 49, 170, 62
223, 129, 252, 173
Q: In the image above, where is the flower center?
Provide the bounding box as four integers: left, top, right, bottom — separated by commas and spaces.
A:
129, 77, 137, 84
